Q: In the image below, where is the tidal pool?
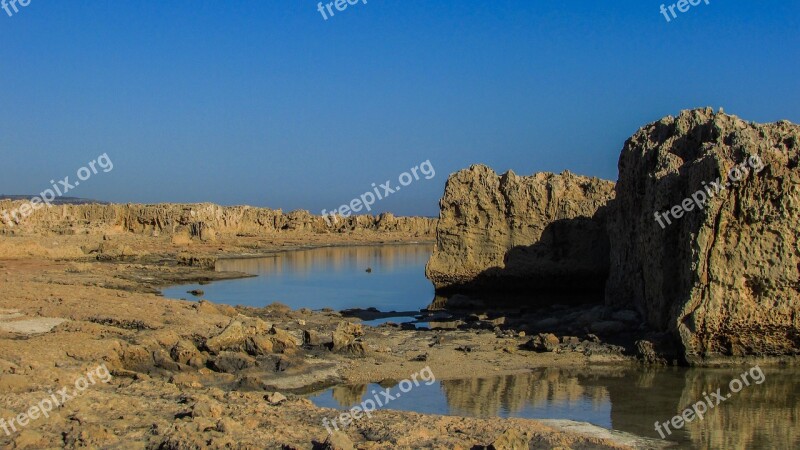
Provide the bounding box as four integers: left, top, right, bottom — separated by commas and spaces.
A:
307, 366, 800, 449
162, 243, 434, 312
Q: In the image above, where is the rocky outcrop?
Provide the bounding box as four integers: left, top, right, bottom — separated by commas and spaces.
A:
606, 108, 800, 362
425, 165, 614, 297
0, 202, 435, 238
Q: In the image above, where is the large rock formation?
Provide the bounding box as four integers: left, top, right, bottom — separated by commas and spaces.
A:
606, 108, 800, 362
425, 165, 615, 297
0, 202, 436, 238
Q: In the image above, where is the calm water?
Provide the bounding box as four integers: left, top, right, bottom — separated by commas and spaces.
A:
308, 366, 800, 449
163, 245, 799, 449
162, 244, 434, 311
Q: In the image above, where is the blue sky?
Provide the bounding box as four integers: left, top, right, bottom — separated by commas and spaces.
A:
1, 0, 798, 216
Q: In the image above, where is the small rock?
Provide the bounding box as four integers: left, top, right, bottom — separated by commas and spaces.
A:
171, 339, 203, 366
265, 392, 287, 405
322, 431, 355, 450
191, 397, 223, 418
636, 339, 668, 365
410, 353, 428, 362
210, 351, 257, 373
489, 428, 530, 450
245, 335, 274, 356
524, 333, 561, 352
187, 289, 205, 297
304, 329, 333, 347
216, 417, 241, 433
561, 336, 581, 346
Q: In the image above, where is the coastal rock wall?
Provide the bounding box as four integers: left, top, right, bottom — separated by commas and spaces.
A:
0, 202, 436, 239
606, 108, 800, 362
425, 165, 615, 296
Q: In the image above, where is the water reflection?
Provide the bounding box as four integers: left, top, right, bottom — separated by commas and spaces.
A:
308, 366, 800, 449
441, 369, 610, 418
162, 244, 434, 311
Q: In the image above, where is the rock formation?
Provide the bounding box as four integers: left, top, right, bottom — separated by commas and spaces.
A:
425, 165, 615, 297
606, 108, 800, 362
0, 202, 436, 239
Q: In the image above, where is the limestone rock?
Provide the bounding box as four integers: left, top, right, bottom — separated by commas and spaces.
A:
425, 165, 614, 299
322, 431, 355, 450
606, 108, 800, 362
0, 202, 436, 238
205, 321, 248, 354
171, 339, 204, 366
524, 333, 561, 353
331, 322, 364, 353
211, 351, 257, 373
265, 391, 287, 405
488, 428, 530, 450
303, 329, 333, 347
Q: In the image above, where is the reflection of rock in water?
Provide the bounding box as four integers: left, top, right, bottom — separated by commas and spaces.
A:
440, 368, 611, 417
678, 369, 800, 449
217, 244, 433, 276
330, 384, 368, 408
439, 367, 800, 449
598, 367, 800, 449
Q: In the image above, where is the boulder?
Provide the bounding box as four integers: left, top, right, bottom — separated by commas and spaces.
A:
425, 165, 614, 300
606, 108, 800, 362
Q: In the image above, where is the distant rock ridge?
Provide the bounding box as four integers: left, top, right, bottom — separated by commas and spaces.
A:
425, 165, 615, 297
0, 202, 436, 239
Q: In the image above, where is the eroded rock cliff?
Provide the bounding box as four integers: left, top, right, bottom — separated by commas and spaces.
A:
425, 165, 615, 297
606, 108, 800, 362
0, 202, 436, 239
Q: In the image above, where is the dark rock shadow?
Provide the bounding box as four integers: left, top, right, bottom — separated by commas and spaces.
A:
433, 206, 611, 309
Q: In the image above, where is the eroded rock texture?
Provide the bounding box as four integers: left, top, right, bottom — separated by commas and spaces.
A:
0, 203, 435, 238
425, 165, 615, 297
606, 108, 800, 362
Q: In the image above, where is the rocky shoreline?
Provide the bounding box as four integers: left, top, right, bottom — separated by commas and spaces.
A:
0, 235, 658, 449
2, 108, 799, 448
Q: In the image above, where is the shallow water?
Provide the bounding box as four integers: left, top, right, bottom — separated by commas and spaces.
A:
163, 245, 799, 448
162, 244, 434, 311
308, 366, 800, 449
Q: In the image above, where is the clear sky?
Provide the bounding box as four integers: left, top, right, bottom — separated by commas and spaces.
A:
1, 1, 798, 217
